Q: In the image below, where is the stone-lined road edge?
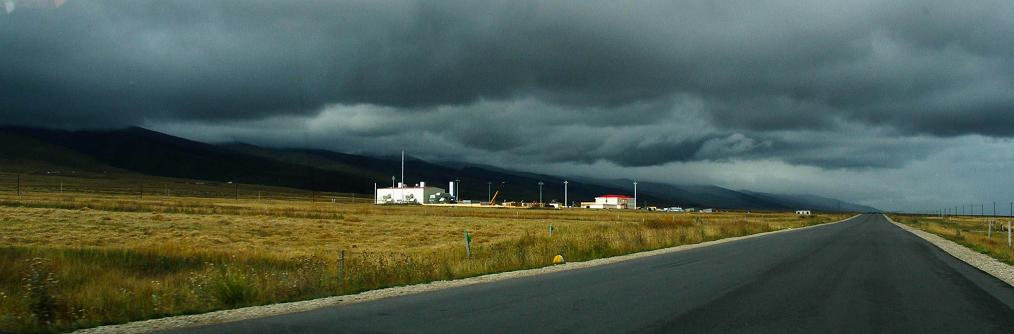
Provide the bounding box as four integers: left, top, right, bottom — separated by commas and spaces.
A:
75, 215, 858, 334
886, 214, 1014, 288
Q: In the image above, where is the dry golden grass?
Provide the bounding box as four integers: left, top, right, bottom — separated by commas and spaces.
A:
0, 190, 847, 333
890, 214, 1014, 266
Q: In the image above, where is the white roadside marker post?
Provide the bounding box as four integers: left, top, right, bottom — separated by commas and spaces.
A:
464, 230, 472, 257
988, 220, 992, 239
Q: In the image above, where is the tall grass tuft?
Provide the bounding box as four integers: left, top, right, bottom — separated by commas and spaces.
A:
208, 264, 256, 307
22, 258, 60, 330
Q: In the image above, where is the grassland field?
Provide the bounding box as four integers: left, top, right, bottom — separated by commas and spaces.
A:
0, 184, 847, 333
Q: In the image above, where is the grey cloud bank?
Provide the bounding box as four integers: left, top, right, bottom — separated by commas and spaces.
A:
3, 0, 1014, 211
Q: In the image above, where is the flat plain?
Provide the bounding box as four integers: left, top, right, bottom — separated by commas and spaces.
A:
0, 190, 845, 333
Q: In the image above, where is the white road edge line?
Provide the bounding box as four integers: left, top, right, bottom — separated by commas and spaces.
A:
75, 214, 860, 334
885, 214, 1014, 288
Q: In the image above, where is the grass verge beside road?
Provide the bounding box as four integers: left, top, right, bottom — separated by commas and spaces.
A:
889, 214, 1014, 266
0, 192, 846, 333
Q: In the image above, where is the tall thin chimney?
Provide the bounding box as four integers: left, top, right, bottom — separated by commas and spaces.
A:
401, 150, 405, 185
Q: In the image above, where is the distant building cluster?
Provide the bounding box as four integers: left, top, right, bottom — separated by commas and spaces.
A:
373, 151, 814, 215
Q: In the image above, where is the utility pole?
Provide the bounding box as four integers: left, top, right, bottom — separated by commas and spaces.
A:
487, 182, 491, 204
991, 202, 997, 239
538, 181, 544, 206
563, 180, 569, 208
633, 181, 638, 210
16, 174, 20, 197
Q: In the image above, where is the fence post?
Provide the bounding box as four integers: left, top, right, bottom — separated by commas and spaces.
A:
988, 220, 992, 239
464, 230, 472, 257
337, 249, 345, 292
549, 224, 554, 237
1008, 220, 1012, 248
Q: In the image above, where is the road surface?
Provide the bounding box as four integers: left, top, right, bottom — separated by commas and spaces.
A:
166, 214, 1014, 333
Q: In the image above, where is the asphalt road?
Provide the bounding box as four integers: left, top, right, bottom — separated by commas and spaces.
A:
168, 214, 1014, 333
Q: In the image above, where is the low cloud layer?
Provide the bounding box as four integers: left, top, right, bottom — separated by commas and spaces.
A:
3, 1, 1014, 211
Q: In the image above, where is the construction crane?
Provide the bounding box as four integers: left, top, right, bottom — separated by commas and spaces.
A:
489, 181, 505, 206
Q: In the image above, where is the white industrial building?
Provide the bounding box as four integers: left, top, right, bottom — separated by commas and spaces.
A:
375, 182, 449, 204
374, 150, 458, 205
581, 195, 635, 209
796, 210, 812, 216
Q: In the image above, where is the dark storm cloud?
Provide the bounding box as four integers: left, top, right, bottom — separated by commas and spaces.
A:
3, 0, 1014, 169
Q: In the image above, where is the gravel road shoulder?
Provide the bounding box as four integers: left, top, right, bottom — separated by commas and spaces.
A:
886, 215, 1014, 288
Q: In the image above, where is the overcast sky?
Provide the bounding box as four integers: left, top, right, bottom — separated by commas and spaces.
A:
3, 0, 1014, 212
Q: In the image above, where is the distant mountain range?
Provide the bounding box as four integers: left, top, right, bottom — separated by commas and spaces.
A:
0, 126, 878, 212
